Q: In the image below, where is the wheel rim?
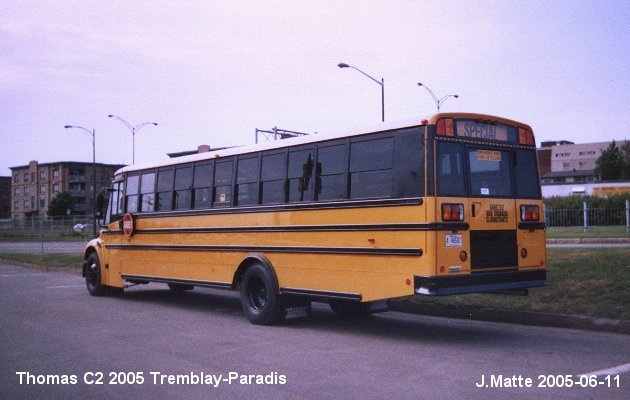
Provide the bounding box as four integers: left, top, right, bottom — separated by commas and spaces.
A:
248, 277, 267, 311
86, 263, 97, 288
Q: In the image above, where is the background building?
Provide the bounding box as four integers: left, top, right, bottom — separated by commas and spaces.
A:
537, 140, 630, 198
537, 141, 612, 184
10, 161, 125, 219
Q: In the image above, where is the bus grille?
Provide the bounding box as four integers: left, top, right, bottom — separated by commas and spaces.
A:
470, 230, 518, 270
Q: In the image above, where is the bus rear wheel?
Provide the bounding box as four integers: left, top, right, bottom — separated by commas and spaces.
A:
328, 299, 371, 318
85, 252, 106, 296
240, 263, 285, 325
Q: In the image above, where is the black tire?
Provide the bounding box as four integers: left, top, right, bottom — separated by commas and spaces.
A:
168, 283, 194, 292
240, 263, 285, 325
85, 252, 106, 296
329, 299, 371, 318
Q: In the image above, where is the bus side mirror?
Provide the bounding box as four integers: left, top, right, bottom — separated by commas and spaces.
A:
96, 189, 113, 226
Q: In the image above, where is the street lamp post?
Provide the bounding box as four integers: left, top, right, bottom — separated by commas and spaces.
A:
417, 82, 459, 112
338, 63, 385, 122
108, 114, 158, 164
64, 125, 97, 238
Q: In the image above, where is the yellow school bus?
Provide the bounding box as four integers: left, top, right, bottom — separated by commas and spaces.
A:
84, 113, 547, 324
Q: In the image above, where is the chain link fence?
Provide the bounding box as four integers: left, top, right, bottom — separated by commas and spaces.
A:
0, 216, 91, 241
544, 200, 630, 236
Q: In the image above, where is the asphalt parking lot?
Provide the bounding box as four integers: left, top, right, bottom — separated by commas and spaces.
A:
1, 262, 628, 400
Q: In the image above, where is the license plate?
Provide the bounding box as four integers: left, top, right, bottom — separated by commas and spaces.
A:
445, 234, 462, 247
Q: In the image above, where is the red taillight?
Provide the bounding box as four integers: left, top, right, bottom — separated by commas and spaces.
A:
520, 205, 540, 221
442, 203, 464, 221
437, 118, 454, 136
518, 127, 534, 146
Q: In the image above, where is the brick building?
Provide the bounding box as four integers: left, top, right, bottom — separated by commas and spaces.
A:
10, 160, 125, 219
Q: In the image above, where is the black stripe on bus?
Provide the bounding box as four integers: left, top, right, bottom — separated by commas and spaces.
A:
125, 197, 423, 219
106, 244, 423, 257
103, 222, 469, 235
518, 222, 546, 230
280, 288, 362, 301
121, 274, 232, 289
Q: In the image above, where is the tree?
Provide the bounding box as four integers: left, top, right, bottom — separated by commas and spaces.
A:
47, 192, 74, 217
594, 141, 624, 181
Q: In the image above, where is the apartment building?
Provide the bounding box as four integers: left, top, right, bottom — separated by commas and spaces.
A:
10, 160, 125, 219
537, 141, 612, 184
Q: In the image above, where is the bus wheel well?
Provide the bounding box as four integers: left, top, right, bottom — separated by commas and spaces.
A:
233, 254, 277, 290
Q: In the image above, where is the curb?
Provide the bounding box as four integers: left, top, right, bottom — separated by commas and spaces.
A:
547, 237, 630, 244
389, 299, 630, 335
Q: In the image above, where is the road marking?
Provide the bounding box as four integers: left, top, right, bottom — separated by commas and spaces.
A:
46, 285, 85, 289
0, 273, 48, 278
579, 363, 630, 377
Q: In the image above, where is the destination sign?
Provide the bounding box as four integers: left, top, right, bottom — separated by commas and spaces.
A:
456, 120, 510, 142
476, 149, 502, 162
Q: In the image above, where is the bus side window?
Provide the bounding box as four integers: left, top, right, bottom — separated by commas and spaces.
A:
109, 181, 123, 222
193, 162, 213, 208
288, 147, 314, 202
157, 168, 174, 211
316, 142, 347, 201
125, 174, 140, 213
261, 151, 287, 204
236, 155, 260, 206
140, 171, 156, 212
174, 165, 193, 210
349, 136, 394, 199
214, 160, 233, 206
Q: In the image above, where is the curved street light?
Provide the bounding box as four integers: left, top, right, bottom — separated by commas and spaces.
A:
417, 82, 459, 112
108, 114, 158, 164
338, 63, 385, 122
64, 124, 97, 238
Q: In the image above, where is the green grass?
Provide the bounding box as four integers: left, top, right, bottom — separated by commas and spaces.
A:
546, 226, 629, 239
0, 253, 84, 270
406, 248, 630, 320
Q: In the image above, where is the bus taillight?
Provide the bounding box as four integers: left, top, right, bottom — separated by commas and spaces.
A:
518, 127, 534, 145
437, 118, 454, 136
442, 203, 464, 221
520, 205, 540, 221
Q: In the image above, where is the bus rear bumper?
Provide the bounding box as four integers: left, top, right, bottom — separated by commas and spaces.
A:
414, 269, 547, 296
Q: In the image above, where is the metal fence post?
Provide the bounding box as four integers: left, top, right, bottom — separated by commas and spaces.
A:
583, 201, 589, 232
40, 216, 44, 254
626, 199, 630, 237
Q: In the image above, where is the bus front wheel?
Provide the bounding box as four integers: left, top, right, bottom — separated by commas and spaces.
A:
85, 252, 106, 296
240, 263, 285, 325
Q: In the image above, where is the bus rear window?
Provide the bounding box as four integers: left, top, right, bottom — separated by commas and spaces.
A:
436, 142, 466, 197
514, 150, 540, 199
468, 148, 512, 197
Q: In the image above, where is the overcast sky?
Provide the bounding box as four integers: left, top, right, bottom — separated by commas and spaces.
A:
1, 0, 629, 175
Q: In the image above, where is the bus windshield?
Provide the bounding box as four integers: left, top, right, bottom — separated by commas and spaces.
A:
436, 142, 540, 199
